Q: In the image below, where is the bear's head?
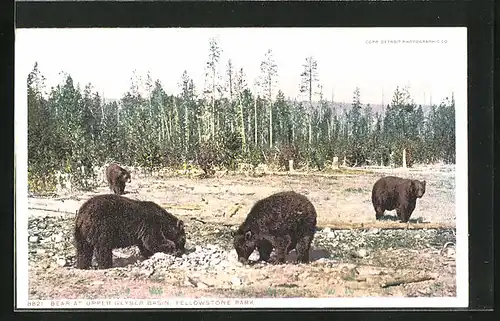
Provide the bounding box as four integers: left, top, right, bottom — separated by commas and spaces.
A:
232, 228, 257, 263
412, 179, 426, 198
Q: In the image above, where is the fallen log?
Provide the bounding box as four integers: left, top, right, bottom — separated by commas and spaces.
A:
28, 207, 76, 215
380, 275, 436, 288
160, 204, 202, 211
190, 217, 207, 224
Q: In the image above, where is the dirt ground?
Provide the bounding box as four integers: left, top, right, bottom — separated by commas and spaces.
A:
26, 164, 457, 300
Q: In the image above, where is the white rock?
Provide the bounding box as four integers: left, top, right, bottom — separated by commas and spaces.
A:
56, 258, 67, 267
323, 228, 332, 233
356, 249, 368, 258
248, 251, 260, 261
415, 234, 421, 239
52, 234, 64, 243
151, 252, 169, 260
29, 236, 39, 243
231, 276, 242, 286
36, 249, 46, 255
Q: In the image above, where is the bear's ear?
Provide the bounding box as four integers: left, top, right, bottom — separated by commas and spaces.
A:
245, 230, 252, 240
177, 220, 184, 230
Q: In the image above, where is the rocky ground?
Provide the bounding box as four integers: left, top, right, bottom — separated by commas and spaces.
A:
26, 164, 458, 299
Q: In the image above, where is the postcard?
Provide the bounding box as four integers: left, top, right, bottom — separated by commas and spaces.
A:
14, 27, 468, 309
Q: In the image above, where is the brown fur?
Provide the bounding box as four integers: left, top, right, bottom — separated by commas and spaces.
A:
105, 163, 131, 195
233, 191, 317, 265
371, 176, 426, 223
74, 194, 186, 269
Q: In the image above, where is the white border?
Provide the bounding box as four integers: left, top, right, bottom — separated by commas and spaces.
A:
14, 27, 469, 309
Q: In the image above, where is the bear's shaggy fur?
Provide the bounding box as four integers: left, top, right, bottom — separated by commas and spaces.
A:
105, 163, 131, 195
74, 194, 186, 269
233, 191, 317, 264
371, 176, 426, 222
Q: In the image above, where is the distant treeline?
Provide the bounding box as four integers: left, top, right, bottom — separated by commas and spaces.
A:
27, 39, 455, 192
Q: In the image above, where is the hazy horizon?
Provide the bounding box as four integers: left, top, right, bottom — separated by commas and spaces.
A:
16, 27, 467, 106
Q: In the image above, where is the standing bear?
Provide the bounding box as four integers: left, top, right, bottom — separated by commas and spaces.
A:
371, 176, 426, 223
74, 194, 186, 269
106, 163, 131, 195
233, 191, 317, 265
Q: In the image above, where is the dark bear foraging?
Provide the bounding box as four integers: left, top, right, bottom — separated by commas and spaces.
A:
233, 191, 317, 265
74, 194, 186, 269
106, 163, 131, 195
371, 176, 426, 223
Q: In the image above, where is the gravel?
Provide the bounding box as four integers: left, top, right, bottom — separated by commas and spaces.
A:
27, 215, 456, 274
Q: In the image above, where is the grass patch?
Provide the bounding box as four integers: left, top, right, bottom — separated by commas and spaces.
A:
213, 286, 314, 298
344, 187, 366, 193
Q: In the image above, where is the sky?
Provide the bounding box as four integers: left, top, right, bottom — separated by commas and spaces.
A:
16, 27, 467, 106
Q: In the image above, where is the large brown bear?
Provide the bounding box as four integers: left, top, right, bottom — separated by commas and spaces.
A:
371, 176, 426, 223
74, 194, 186, 269
233, 191, 317, 265
106, 163, 131, 195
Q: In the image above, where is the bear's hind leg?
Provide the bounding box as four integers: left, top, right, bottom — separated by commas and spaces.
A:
296, 235, 313, 263
270, 235, 291, 264
137, 243, 153, 259
95, 246, 113, 269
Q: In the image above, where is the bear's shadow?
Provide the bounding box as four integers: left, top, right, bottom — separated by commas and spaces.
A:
111, 253, 143, 267
89, 249, 144, 268
378, 214, 428, 224
285, 248, 331, 263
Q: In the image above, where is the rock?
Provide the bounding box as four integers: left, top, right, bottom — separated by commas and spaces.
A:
141, 268, 154, 277
415, 234, 421, 239
151, 252, 170, 261
323, 228, 332, 234
29, 236, 39, 243
231, 276, 242, 286
36, 249, 46, 255
368, 228, 380, 235
56, 258, 66, 267
248, 251, 260, 261
354, 249, 368, 258
52, 234, 64, 243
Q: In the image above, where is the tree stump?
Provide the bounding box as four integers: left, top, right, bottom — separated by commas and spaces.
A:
332, 156, 339, 169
